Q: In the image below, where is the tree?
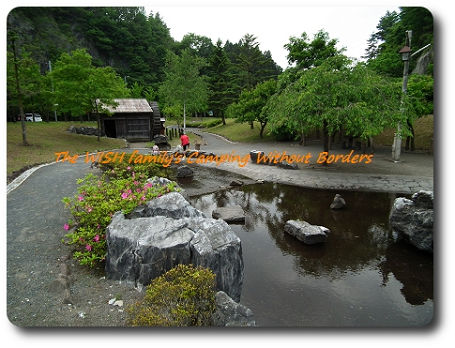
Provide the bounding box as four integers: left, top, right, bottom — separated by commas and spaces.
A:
365, 7, 433, 77
266, 57, 403, 152
159, 49, 208, 131
227, 79, 276, 138
208, 40, 236, 125
284, 30, 343, 70
402, 74, 434, 150
52, 49, 129, 140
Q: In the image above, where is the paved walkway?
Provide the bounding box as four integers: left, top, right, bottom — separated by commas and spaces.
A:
176, 130, 434, 194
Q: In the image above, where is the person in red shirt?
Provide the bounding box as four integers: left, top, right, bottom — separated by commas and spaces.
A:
180, 133, 190, 151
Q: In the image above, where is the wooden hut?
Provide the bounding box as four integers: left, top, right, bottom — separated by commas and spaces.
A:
98, 99, 162, 141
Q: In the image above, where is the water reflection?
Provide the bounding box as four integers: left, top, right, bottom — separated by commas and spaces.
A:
189, 183, 433, 326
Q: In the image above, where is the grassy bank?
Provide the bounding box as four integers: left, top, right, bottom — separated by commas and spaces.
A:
373, 115, 434, 152
205, 118, 275, 142
7, 122, 126, 178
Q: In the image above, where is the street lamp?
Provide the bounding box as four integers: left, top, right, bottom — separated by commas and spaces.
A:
392, 31, 412, 162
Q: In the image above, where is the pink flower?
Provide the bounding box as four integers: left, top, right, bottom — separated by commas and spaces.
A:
79, 237, 84, 242
97, 224, 101, 229
121, 192, 129, 199
134, 181, 139, 186
136, 188, 141, 193
127, 166, 131, 171
78, 196, 84, 201
63, 223, 70, 231
127, 189, 132, 194
85, 244, 92, 251
132, 172, 135, 178
87, 207, 93, 213
93, 235, 100, 242
141, 196, 146, 201
145, 182, 153, 188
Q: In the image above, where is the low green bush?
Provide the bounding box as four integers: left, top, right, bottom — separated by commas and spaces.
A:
62, 154, 179, 266
201, 119, 223, 128
127, 264, 217, 327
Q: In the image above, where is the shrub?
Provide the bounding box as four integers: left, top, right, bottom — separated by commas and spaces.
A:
127, 264, 217, 327
62, 154, 179, 266
202, 119, 223, 128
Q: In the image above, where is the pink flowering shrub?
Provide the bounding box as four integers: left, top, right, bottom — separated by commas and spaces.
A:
62, 157, 179, 267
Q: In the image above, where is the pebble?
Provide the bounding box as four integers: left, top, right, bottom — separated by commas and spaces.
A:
78, 312, 86, 318
113, 300, 123, 307
108, 298, 116, 305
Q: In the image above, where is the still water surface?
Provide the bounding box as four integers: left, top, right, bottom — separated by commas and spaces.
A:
188, 183, 433, 327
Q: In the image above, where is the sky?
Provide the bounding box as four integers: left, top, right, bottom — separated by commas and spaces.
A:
149, 5, 399, 69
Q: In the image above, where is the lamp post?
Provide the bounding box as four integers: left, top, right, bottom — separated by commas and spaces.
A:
392, 30, 412, 162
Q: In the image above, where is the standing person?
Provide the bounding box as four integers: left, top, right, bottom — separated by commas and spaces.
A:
180, 133, 190, 151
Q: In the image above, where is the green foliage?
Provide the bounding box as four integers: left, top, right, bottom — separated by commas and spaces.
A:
227, 79, 277, 137
7, 49, 52, 118
403, 74, 434, 121
365, 7, 433, 77
7, 7, 175, 88
159, 49, 209, 123
208, 40, 236, 123
127, 264, 217, 327
51, 49, 129, 118
224, 34, 282, 93
265, 57, 403, 144
62, 155, 179, 266
284, 30, 343, 69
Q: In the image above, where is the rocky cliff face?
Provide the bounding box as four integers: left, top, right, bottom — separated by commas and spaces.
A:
105, 191, 244, 302
389, 190, 433, 253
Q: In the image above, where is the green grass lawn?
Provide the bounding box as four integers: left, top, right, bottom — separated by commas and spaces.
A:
205, 118, 275, 143
7, 122, 127, 178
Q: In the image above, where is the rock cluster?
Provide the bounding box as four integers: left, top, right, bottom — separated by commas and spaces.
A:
105, 190, 244, 301
68, 126, 104, 136
284, 220, 330, 244
389, 190, 434, 253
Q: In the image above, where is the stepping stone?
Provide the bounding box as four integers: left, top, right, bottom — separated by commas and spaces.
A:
212, 205, 245, 224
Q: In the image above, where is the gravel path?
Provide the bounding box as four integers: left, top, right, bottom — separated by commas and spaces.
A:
6, 132, 433, 327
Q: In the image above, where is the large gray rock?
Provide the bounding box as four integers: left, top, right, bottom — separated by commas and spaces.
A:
277, 161, 298, 170
212, 205, 245, 224
106, 191, 244, 301
284, 220, 330, 245
389, 191, 434, 253
250, 150, 265, 164
212, 291, 256, 327
176, 165, 194, 178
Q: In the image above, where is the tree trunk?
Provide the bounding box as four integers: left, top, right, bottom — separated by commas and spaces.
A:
249, 121, 254, 129
221, 111, 226, 125
299, 132, 306, 146
322, 120, 329, 153
97, 114, 100, 142
259, 122, 266, 138
405, 119, 415, 151
11, 37, 28, 146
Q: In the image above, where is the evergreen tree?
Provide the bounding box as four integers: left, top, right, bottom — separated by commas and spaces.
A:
208, 40, 235, 125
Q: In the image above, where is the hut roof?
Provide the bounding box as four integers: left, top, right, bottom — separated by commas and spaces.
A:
98, 98, 153, 113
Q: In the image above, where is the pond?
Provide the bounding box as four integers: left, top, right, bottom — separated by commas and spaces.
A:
188, 183, 433, 327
